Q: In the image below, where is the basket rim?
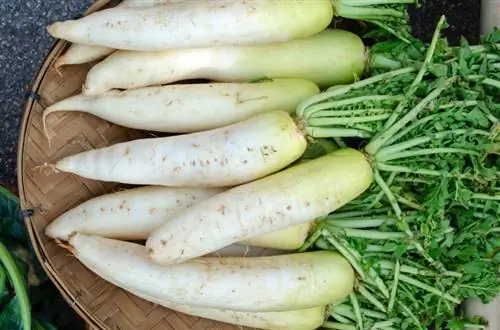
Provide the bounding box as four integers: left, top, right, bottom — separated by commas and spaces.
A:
16, 1, 117, 329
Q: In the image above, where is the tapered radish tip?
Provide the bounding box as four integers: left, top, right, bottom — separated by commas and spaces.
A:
32, 162, 59, 175
54, 59, 65, 77
46, 23, 59, 37
55, 238, 76, 255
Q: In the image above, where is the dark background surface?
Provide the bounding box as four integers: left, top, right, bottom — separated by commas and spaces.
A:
0, 0, 482, 188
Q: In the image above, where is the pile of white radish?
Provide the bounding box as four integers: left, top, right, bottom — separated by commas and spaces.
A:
43, 1, 376, 329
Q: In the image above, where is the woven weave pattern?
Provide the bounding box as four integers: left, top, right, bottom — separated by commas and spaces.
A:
17, 1, 249, 329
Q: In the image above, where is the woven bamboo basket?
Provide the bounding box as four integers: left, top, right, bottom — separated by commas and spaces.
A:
17, 0, 252, 329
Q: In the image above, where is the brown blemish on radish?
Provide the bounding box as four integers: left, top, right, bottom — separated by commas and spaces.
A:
217, 205, 227, 215
149, 208, 156, 215
162, 156, 167, 162
173, 166, 181, 174
286, 205, 292, 210
192, 143, 200, 148
160, 239, 167, 246
123, 146, 130, 156
100, 207, 105, 212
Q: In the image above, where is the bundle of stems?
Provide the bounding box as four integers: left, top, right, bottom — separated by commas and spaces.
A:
297, 16, 499, 329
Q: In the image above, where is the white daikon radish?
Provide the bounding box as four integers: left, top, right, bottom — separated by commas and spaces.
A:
146, 148, 373, 265
44, 186, 224, 241
54, 111, 307, 187
42, 79, 319, 136
67, 233, 355, 312
46, 0, 333, 51
44, 184, 312, 251
54, 44, 115, 72
128, 287, 326, 330
53, 0, 182, 69
82, 29, 366, 95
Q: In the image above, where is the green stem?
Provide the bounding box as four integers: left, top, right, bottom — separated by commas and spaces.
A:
296, 67, 416, 117
0, 266, 6, 294
377, 162, 447, 176
358, 284, 387, 312
332, 312, 354, 323
334, 3, 407, 19
365, 16, 448, 154
304, 95, 403, 119
327, 208, 392, 219
368, 268, 390, 298
439, 100, 479, 109
377, 147, 481, 162
370, 54, 404, 70
373, 170, 404, 222
377, 260, 462, 277
468, 75, 500, 89
472, 193, 500, 201
322, 230, 367, 279
366, 244, 417, 253
398, 274, 461, 304
325, 216, 403, 228
349, 292, 363, 330
372, 320, 397, 329
308, 114, 391, 127
312, 108, 393, 119
385, 113, 440, 146
369, 172, 397, 208
306, 127, 372, 138
376, 129, 490, 161
327, 226, 408, 240
395, 194, 424, 210
380, 15, 447, 131
0, 242, 31, 330
332, 304, 357, 321
297, 226, 323, 252
360, 308, 387, 319
369, 20, 412, 44
322, 321, 357, 330
365, 78, 452, 155
397, 301, 423, 329
387, 260, 400, 312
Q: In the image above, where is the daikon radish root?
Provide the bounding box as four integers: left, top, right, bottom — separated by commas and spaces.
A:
42, 79, 319, 138
68, 233, 355, 312
44, 184, 312, 251
44, 186, 224, 241
82, 29, 365, 95
47, 0, 333, 51
54, 44, 115, 73
146, 148, 372, 264
53, 111, 307, 187
128, 287, 326, 330
53, 0, 185, 70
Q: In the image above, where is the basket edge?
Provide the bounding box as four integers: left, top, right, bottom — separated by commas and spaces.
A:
16, 1, 117, 329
